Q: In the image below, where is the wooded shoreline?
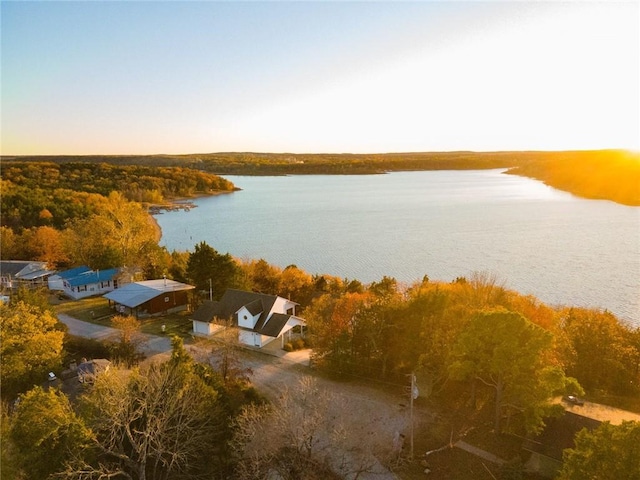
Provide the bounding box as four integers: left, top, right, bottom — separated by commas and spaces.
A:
3, 149, 638, 206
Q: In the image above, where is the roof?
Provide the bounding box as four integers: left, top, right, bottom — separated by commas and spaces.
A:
220, 289, 280, 317
244, 299, 264, 316
192, 300, 223, 322
192, 289, 304, 338
103, 279, 195, 308
53, 266, 92, 279
77, 359, 111, 375
0, 261, 52, 279
258, 312, 291, 337
67, 268, 120, 287
524, 411, 601, 460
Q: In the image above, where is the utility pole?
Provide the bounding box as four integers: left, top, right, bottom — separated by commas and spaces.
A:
405, 372, 418, 459
410, 372, 415, 459
208, 278, 212, 301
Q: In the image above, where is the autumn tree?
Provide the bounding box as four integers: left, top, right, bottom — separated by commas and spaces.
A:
279, 264, 314, 304
449, 309, 581, 434
109, 315, 145, 367
0, 226, 19, 259
8, 387, 90, 479
63, 192, 159, 270
306, 291, 372, 374
63, 215, 122, 269
559, 308, 639, 395
22, 226, 69, 268
558, 421, 640, 480
0, 301, 65, 399
246, 258, 281, 294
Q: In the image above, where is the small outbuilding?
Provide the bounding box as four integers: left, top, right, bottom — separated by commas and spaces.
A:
104, 278, 194, 318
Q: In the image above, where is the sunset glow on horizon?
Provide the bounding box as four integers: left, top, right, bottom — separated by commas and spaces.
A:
1, 1, 638, 156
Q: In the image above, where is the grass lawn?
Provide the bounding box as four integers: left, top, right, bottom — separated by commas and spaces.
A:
54, 295, 194, 338
54, 296, 114, 322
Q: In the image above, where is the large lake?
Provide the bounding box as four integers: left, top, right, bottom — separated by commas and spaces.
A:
155, 170, 640, 326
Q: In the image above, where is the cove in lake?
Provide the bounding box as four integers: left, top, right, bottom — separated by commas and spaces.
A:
155, 170, 640, 326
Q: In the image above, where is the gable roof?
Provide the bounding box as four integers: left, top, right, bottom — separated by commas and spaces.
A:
0, 261, 53, 280
191, 300, 223, 322
66, 268, 120, 287
258, 312, 292, 337
220, 289, 280, 318
244, 298, 264, 316
103, 279, 194, 308
54, 266, 92, 280
191, 289, 303, 338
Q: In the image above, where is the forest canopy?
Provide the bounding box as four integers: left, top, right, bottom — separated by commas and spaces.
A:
0, 162, 236, 230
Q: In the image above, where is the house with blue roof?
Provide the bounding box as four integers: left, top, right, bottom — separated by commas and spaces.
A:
61, 268, 121, 300
48, 266, 93, 291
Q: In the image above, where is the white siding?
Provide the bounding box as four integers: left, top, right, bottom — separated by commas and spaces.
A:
48, 275, 64, 291
192, 321, 224, 336
237, 306, 259, 329
272, 297, 297, 315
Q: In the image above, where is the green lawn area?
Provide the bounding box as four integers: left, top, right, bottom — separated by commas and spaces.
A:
54, 296, 194, 338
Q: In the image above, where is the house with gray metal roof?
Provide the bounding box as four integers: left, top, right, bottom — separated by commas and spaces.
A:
192, 289, 306, 348
0, 260, 54, 290
104, 278, 194, 317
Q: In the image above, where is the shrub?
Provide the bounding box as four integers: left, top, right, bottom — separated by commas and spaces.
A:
283, 342, 293, 352
64, 335, 110, 363
294, 338, 305, 350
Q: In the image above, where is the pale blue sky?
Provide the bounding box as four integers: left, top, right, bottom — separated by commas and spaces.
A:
2, 1, 638, 155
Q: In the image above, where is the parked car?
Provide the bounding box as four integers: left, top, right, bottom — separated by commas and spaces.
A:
563, 395, 584, 406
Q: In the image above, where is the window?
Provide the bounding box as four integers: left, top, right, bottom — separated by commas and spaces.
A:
164, 296, 170, 303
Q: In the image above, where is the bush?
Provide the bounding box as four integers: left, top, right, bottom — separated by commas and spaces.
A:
64, 335, 110, 363
283, 342, 294, 352
294, 338, 305, 350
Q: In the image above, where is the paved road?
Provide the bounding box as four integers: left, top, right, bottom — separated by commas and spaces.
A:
58, 313, 173, 354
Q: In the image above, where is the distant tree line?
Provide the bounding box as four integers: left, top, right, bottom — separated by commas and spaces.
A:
506, 149, 640, 206
5, 149, 637, 205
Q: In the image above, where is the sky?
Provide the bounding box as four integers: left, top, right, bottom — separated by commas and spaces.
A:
1, 1, 638, 155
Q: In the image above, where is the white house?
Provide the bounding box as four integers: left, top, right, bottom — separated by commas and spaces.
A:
192, 289, 306, 348
0, 261, 54, 289
62, 268, 120, 300
48, 266, 92, 291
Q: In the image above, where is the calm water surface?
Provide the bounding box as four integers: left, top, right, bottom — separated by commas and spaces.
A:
155, 170, 640, 326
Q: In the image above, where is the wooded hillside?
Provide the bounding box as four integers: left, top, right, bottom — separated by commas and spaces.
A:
1, 162, 236, 230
